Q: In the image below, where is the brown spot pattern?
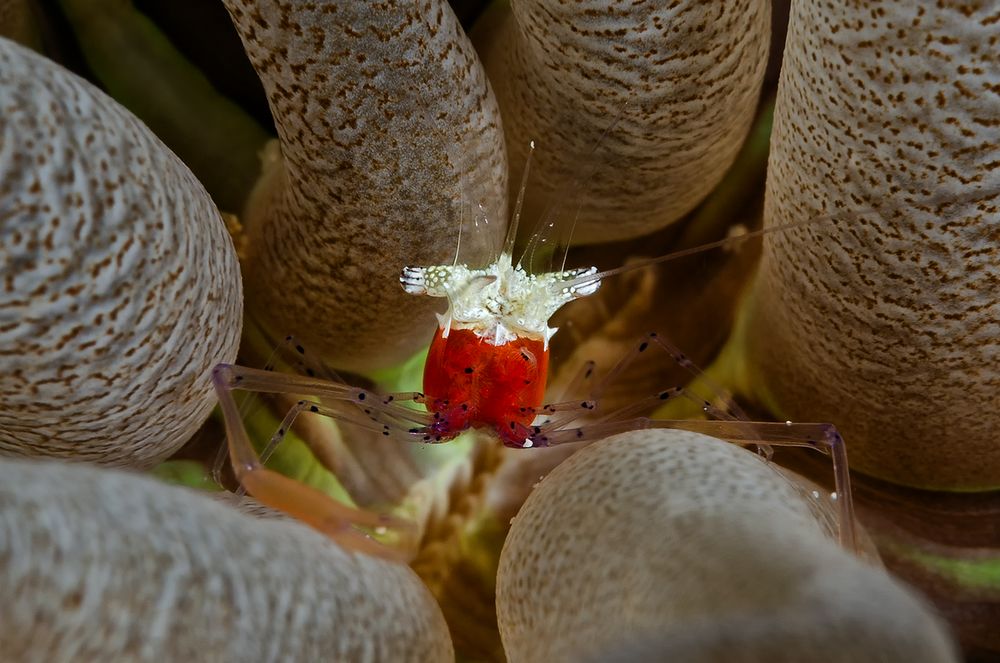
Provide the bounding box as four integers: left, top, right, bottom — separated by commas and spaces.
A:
478, 0, 770, 244
745, 2, 1000, 488
0, 458, 452, 660
0, 40, 243, 467
223, 0, 507, 371
497, 430, 956, 661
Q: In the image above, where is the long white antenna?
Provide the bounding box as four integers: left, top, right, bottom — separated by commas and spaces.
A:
558, 210, 869, 292
520, 98, 633, 272
451, 162, 469, 267
502, 140, 535, 262
452, 199, 464, 268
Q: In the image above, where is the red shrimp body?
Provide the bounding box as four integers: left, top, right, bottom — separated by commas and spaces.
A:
400, 253, 596, 446
423, 327, 549, 447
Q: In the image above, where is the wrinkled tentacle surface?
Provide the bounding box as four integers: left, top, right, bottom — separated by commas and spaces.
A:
741, 1, 1000, 489
498, 430, 958, 663
224, 0, 507, 372
0, 457, 453, 661
479, 0, 771, 243
0, 37, 242, 467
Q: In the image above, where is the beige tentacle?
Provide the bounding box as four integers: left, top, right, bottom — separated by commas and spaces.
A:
0, 38, 242, 468
740, 1, 1000, 489
224, 0, 507, 372
477, 0, 771, 244
497, 430, 958, 662
0, 457, 453, 661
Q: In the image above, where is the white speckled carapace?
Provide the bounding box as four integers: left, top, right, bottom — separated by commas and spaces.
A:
477, 0, 771, 244
0, 457, 453, 661
0, 38, 242, 468
738, 2, 1000, 489
223, 0, 507, 372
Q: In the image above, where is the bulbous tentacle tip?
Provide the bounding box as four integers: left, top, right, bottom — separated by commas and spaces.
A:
0, 458, 454, 661
480, 0, 772, 244
222, 0, 507, 373
743, 1, 1000, 489
0, 37, 242, 468
496, 430, 956, 662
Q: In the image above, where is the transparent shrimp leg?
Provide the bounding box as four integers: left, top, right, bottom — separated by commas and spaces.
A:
590, 331, 748, 420
583, 332, 770, 459
524, 360, 599, 431
273, 333, 348, 382
524, 331, 856, 550
543, 385, 739, 427
523, 386, 722, 445
521, 368, 716, 431
254, 394, 432, 470
530, 417, 856, 552
552, 359, 597, 403
210, 333, 349, 485
511, 390, 679, 445
592, 387, 689, 422
252, 334, 432, 462
212, 364, 431, 561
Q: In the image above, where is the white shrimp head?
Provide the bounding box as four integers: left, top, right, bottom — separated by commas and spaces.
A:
400, 254, 600, 347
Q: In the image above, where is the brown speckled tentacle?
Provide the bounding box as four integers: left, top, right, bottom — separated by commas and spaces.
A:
223, 0, 507, 372
0, 38, 242, 467
743, 1, 1000, 489
478, 0, 770, 244
0, 457, 453, 660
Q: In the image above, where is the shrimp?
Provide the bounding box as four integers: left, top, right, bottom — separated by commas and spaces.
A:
211, 154, 865, 559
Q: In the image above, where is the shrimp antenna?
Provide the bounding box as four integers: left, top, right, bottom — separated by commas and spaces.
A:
557, 97, 631, 259
503, 140, 536, 265
559, 205, 583, 273
452, 213, 464, 267
559, 209, 874, 292
452, 167, 467, 267
519, 97, 633, 272
557, 181, 1000, 291
554, 146, 631, 273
